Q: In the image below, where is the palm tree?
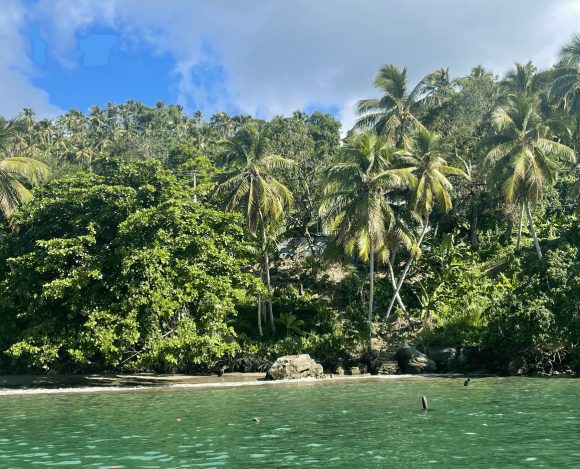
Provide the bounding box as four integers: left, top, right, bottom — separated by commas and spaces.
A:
88, 105, 106, 131
421, 67, 460, 107
19, 108, 37, 133
483, 93, 575, 259
385, 128, 468, 320
320, 131, 416, 331
355, 64, 428, 147
192, 110, 206, 126
210, 112, 234, 137
464, 64, 493, 81
503, 61, 548, 96
71, 140, 95, 168
0, 118, 49, 272
216, 122, 295, 334
549, 34, 580, 146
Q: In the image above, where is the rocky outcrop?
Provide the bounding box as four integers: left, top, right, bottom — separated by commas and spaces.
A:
373, 360, 400, 375
355, 363, 368, 374
396, 347, 437, 374
430, 347, 457, 372
266, 354, 324, 380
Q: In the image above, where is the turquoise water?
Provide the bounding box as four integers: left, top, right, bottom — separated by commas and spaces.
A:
1, 377, 580, 468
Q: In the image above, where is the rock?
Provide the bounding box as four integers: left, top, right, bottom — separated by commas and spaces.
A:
348, 367, 361, 376
47, 369, 59, 376
458, 348, 472, 367
506, 355, 529, 376
396, 347, 436, 374
334, 366, 345, 376
373, 360, 400, 375
430, 348, 457, 371
265, 354, 324, 380
323, 368, 332, 375
356, 363, 368, 374
425, 360, 437, 373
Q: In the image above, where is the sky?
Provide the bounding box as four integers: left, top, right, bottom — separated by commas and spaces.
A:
3, 0, 580, 132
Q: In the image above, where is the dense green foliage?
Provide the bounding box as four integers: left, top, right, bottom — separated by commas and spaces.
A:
7, 36, 580, 371
0, 158, 259, 370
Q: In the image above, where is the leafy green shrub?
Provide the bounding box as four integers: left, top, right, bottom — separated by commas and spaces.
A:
344, 301, 370, 345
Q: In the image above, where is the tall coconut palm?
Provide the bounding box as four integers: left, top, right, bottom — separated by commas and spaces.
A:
549, 34, 580, 145
421, 67, 460, 107
19, 108, 37, 133
210, 112, 234, 137
385, 128, 468, 320
484, 93, 575, 259
217, 122, 295, 334
320, 131, 416, 332
355, 64, 429, 147
503, 61, 548, 96
88, 105, 106, 131
464, 64, 493, 81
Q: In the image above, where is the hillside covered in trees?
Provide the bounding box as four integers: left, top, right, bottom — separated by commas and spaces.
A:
3, 36, 580, 373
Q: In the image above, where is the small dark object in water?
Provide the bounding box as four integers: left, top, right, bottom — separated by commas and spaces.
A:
252, 418, 260, 423
464, 378, 471, 387
422, 396, 428, 410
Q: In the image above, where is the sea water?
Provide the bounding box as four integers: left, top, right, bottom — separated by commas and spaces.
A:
0, 376, 579, 468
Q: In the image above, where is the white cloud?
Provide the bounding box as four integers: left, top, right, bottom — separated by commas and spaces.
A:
0, 0, 63, 118
7, 0, 580, 130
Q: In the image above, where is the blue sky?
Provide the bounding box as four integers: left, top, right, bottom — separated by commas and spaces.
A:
3, 0, 580, 130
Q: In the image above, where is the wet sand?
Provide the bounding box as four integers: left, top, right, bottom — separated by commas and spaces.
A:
0, 372, 469, 398
0, 372, 267, 391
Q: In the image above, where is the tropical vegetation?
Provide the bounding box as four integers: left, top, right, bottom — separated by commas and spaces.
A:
5, 35, 580, 371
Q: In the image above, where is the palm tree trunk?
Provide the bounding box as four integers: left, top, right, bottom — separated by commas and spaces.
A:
385, 216, 430, 322
257, 263, 264, 336
387, 248, 407, 314
261, 220, 276, 334
257, 292, 263, 336
525, 199, 542, 260
368, 239, 374, 331
515, 201, 525, 255
503, 215, 514, 244
0, 228, 15, 274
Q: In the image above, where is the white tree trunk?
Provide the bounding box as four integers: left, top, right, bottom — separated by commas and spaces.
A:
525, 199, 542, 260
387, 253, 406, 313
261, 220, 276, 334
515, 201, 525, 254
368, 239, 374, 327
385, 216, 430, 321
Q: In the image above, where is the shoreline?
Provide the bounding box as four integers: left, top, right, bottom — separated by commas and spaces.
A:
0, 372, 472, 397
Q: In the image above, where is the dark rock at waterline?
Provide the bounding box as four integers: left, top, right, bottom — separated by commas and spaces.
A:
373, 360, 400, 375
265, 354, 324, 380
430, 347, 457, 372
505, 355, 530, 376
356, 363, 368, 374
396, 347, 437, 374
458, 347, 472, 367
